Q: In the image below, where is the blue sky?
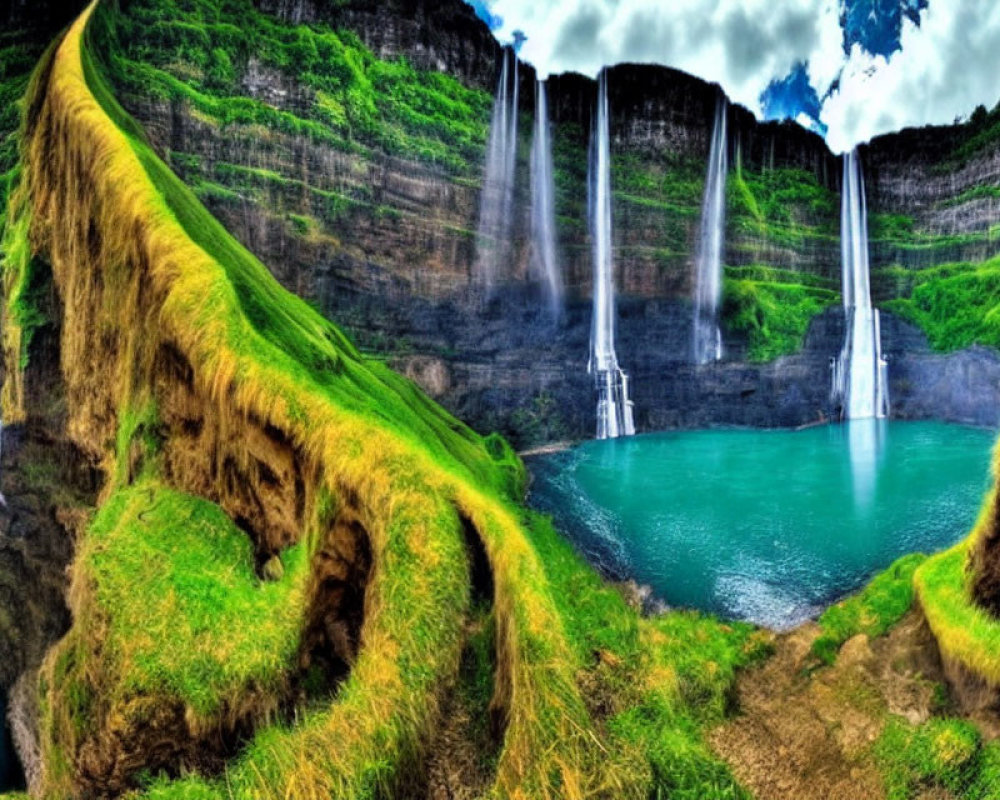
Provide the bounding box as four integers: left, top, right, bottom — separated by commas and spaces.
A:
464, 0, 1000, 151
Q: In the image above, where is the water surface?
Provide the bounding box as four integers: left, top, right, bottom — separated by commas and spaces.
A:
529, 421, 995, 629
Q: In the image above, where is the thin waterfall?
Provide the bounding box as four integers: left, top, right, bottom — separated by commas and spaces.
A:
588, 70, 636, 440
833, 149, 889, 420
530, 79, 564, 315
693, 94, 728, 364
475, 47, 519, 287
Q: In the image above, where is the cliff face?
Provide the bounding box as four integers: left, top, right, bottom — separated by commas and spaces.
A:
93, 0, 1000, 445
866, 124, 1000, 273
255, 0, 501, 89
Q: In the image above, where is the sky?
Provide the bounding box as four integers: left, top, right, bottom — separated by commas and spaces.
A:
464, 0, 1000, 153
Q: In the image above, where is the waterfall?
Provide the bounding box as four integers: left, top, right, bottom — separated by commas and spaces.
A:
530, 79, 564, 315
833, 149, 890, 420
693, 94, 728, 364
475, 47, 519, 287
588, 71, 636, 440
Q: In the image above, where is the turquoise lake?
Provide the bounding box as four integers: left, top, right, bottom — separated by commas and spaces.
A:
528, 421, 996, 629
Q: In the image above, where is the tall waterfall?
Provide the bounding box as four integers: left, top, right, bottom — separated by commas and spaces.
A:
693, 94, 728, 364
833, 149, 889, 420
475, 47, 519, 287
588, 71, 636, 440
530, 79, 564, 315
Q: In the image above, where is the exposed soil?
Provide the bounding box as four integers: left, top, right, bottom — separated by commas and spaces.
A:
711, 612, 948, 800
421, 613, 498, 800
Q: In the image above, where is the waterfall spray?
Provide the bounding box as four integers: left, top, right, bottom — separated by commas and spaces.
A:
833, 149, 889, 420
588, 71, 636, 440
693, 94, 728, 364
475, 47, 519, 287
530, 79, 564, 315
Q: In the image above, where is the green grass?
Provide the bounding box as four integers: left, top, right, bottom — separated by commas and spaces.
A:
722, 269, 839, 362
82, 480, 309, 717
883, 256, 1000, 352
875, 716, 1000, 800
811, 553, 927, 665
915, 540, 1000, 686
525, 512, 770, 797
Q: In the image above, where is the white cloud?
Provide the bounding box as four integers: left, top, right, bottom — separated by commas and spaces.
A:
482, 0, 1000, 152
822, 2, 1000, 152
489, 0, 839, 116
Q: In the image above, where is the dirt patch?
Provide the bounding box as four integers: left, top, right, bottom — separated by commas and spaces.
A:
711, 612, 946, 800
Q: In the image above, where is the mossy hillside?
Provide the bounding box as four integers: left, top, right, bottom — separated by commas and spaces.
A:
722, 266, 839, 362
1, 36, 47, 223
720, 163, 841, 361
915, 540, 1000, 686
727, 162, 839, 258
0, 28, 63, 385
879, 255, 1000, 352
77, 480, 310, 717
6, 3, 784, 797
20, 5, 593, 797
915, 429, 1000, 693
87, 0, 495, 326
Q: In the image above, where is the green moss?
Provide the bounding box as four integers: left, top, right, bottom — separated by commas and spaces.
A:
875, 717, 985, 799
728, 164, 839, 239
98, 0, 491, 175
722, 269, 839, 362
811, 553, 927, 665
883, 256, 1000, 352
82, 480, 309, 718
915, 541, 1000, 687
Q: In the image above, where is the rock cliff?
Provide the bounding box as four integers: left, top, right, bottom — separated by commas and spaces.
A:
57, 0, 1000, 446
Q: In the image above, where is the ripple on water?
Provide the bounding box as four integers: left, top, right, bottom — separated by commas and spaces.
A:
529, 421, 996, 629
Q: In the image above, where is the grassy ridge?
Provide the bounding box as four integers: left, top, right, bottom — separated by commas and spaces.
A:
23, 4, 553, 796
3, 3, 779, 797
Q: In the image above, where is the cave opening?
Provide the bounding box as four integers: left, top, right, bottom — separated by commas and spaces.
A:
297, 506, 373, 703
0, 691, 25, 793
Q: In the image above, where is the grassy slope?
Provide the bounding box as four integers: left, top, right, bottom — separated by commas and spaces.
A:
0, 3, 779, 798
82, 479, 310, 717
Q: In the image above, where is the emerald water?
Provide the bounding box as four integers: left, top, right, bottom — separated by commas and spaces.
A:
529, 421, 995, 629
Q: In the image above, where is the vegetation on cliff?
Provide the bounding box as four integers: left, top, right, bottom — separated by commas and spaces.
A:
5, 1, 1000, 799
0, 3, 774, 797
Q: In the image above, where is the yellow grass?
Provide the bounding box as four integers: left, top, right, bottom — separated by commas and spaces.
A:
11, 2, 614, 796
